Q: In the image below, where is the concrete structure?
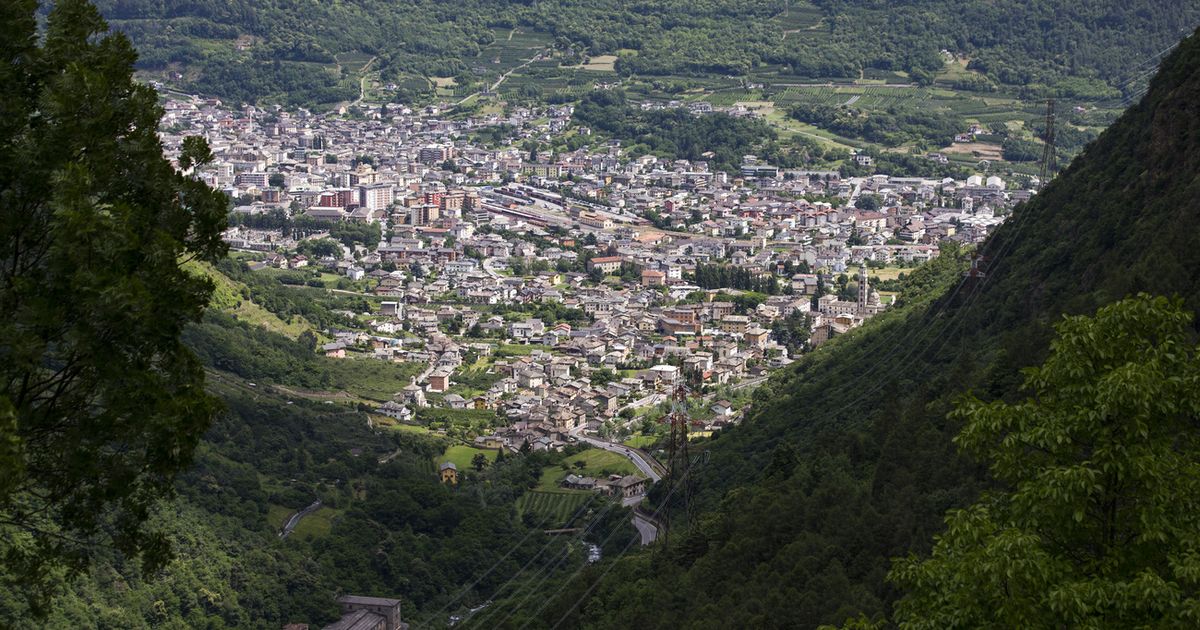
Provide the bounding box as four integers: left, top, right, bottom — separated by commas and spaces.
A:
324, 595, 407, 630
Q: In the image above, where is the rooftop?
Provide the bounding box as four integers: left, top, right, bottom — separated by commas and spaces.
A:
336, 595, 402, 607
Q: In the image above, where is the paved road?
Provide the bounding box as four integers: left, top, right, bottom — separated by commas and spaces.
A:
575, 434, 662, 482
280, 500, 322, 538
482, 257, 503, 279
572, 431, 663, 544
631, 506, 659, 545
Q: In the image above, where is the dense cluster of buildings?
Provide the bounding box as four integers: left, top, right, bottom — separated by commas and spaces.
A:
161, 92, 1032, 470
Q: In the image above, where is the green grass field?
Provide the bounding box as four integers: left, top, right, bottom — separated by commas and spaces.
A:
419, 407, 497, 424
516, 490, 592, 527
187, 260, 315, 340
327, 359, 425, 402
267, 504, 291, 531
291, 506, 341, 541
869, 266, 911, 281
439, 444, 498, 470
495, 343, 552, 356
536, 448, 638, 491
385, 421, 434, 435
622, 434, 658, 449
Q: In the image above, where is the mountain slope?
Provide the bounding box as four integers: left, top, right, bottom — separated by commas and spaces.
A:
518, 27, 1200, 630
89, 0, 1200, 107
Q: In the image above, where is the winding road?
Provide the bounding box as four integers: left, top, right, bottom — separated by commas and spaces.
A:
570, 430, 664, 545
629, 504, 660, 545
279, 500, 322, 539
574, 433, 663, 482
571, 374, 771, 545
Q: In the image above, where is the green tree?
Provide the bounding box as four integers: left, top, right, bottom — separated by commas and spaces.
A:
889, 295, 1200, 629
298, 237, 341, 259
0, 0, 227, 611
471, 453, 489, 472
591, 368, 618, 387
298, 330, 319, 352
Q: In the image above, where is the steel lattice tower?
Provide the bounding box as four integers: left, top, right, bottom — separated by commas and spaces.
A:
663, 383, 695, 546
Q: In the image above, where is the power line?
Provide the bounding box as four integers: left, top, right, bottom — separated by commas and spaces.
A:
1039, 99, 1056, 187
416, 506, 563, 627
662, 383, 695, 546
536, 160, 1070, 629
490, 202, 1043, 628
469, 498, 623, 629
540, 452, 706, 630
446, 103, 1088, 626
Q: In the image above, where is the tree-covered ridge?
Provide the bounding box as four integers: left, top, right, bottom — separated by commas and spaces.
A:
0, 375, 561, 627
809, 0, 1199, 96
0, 0, 228, 612
521, 27, 1200, 628
87, 0, 1200, 106
889, 295, 1200, 628
571, 91, 778, 173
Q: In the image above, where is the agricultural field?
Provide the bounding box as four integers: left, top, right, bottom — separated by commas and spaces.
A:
516, 490, 592, 527
771, 84, 931, 109
495, 343, 552, 357
770, 1, 825, 32
450, 362, 502, 398
324, 359, 425, 402
869, 266, 913, 282
378, 419, 435, 436
470, 28, 555, 83
942, 141, 1004, 161
574, 55, 618, 72
334, 52, 375, 73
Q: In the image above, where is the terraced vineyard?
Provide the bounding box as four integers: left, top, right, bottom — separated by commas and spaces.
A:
772, 85, 931, 109
516, 490, 593, 527
476, 28, 553, 74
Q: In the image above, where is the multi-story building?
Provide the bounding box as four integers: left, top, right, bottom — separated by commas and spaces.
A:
318, 188, 356, 208
409, 204, 440, 226
418, 144, 453, 164
586, 256, 622, 274
234, 172, 269, 188
359, 184, 394, 211
719, 315, 750, 335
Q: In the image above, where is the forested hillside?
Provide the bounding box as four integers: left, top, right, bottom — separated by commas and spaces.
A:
90, 0, 1200, 107
517, 27, 1200, 629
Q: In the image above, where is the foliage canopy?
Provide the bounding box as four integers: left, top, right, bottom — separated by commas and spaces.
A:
0, 0, 227, 610
892, 295, 1200, 628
